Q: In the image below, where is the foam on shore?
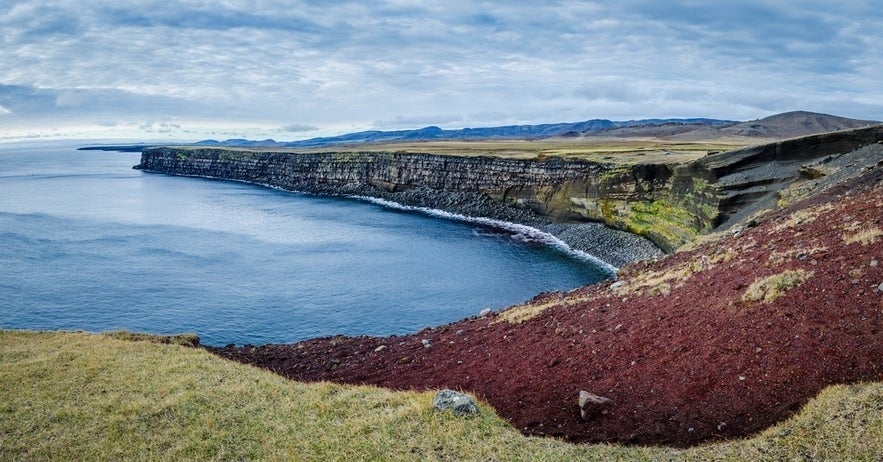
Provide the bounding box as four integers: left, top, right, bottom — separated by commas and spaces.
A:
353, 195, 618, 276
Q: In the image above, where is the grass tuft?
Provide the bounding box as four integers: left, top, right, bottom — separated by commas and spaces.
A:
614, 249, 733, 298
843, 226, 883, 246
772, 203, 835, 232
741, 270, 814, 303
496, 299, 561, 324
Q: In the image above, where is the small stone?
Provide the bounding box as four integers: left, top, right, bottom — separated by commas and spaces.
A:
479, 308, 492, 317
871, 259, 879, 267
578, 390, 612, 421
455, 329, 465, 335
433, 389, 479, 416
738, 376, 746, 381
421, 339, 431, 348
852, 279, 860, 285
877, 282, 883, 292
374, 345, 387, 352
609, 280, 626, 290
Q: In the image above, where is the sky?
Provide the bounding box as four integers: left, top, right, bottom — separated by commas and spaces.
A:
1, 0, 881, 142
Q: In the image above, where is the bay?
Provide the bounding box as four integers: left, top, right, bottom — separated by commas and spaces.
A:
0, 142, 610, 345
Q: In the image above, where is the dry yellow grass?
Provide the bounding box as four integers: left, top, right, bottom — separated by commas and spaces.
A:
496, 290, 604, 324
772, 203, 836, 232
613, 247, 735, 297
496, 299, 563, 324
843, 226, 883, 245
742, 270, 814, 303
767, 245, 828, 267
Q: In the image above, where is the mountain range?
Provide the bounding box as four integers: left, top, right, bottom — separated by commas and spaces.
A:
192, 111, 879, 149
196, 117, 734, 148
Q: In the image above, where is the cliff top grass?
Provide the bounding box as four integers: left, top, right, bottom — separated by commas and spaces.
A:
3, 329, 882, 461
179, 138, 752, 165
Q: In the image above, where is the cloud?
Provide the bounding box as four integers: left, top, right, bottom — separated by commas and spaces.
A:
0, 83, 220, 122
55, 90, 87, 108
278, 124, 319, 133
0, 104, 10, 115
0, 0, 882, 140
139, 121, 182, 134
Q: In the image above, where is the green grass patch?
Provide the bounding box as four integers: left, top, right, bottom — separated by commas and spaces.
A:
2, 330, 881, 461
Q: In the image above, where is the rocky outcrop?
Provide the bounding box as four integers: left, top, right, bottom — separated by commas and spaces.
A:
136, 125, 883, 255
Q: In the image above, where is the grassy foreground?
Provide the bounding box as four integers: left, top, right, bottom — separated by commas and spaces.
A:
2, 331, 881, 461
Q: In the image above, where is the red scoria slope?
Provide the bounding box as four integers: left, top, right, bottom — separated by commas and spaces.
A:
212, 166, 883, 447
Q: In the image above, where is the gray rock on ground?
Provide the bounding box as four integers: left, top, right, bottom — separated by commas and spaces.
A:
578, 390, 612, 421
433, 389, 480, 416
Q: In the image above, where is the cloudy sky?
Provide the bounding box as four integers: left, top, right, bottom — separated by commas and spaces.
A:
1, 0, 881, 142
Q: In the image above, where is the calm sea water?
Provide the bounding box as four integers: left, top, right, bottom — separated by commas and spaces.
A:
0, 142, 611, 346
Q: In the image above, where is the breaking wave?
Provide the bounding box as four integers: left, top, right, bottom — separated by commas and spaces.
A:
352, 195, 618, 275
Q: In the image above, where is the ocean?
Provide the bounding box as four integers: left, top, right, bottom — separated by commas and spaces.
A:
0, 142, 611, 345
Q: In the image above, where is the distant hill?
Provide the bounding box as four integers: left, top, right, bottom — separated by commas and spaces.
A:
190, 111, 879, 149
195, 118, 735, 149
668, 111, 880, 141
718, 110, 880, 138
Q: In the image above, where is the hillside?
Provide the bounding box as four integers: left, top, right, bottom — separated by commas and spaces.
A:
583, 111, 879, 142
720, 111, 880, 138
214, 144, 883, 446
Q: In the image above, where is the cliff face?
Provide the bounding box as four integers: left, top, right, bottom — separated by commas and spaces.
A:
136, 148, 708, 252
137, 125, 883, 253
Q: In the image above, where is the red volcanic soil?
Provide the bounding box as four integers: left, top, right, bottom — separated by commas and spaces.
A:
211, 167, 883, 447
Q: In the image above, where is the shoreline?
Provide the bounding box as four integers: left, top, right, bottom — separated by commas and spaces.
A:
138, 167, 664, 269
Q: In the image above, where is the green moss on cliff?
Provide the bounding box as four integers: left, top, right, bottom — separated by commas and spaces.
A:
624, 199, 700, 252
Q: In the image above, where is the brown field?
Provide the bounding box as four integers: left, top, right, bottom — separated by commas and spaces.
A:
188, 137, 760, 165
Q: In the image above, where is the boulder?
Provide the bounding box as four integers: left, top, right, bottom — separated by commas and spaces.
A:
433, 389, 479, 416
578, 390, 612, 421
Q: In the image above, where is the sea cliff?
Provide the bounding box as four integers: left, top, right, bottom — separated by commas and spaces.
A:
136, 124, 883, 263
